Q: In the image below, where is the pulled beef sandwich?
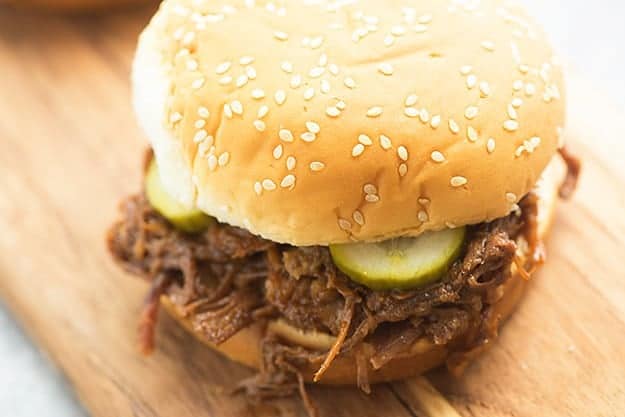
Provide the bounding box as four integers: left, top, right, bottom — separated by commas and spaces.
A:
108, 0, 580, 405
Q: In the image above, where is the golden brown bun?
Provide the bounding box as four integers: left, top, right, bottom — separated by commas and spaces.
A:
1, 0, 151, 12
133, 0, 565, 246
160, 156, 565, 385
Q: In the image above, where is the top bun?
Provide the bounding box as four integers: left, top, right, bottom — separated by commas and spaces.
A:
133, 0, 565, 246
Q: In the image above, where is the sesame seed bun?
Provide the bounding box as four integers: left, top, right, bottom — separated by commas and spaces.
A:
133, 0, 565, 246
160, 155, 566, 384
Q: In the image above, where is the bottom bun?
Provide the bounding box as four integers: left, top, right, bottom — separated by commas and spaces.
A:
161, 156, 566, 385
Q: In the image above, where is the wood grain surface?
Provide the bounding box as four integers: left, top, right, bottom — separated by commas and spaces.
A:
0, 5, 624, 417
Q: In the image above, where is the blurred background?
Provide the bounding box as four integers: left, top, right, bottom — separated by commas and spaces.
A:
0, 0, 623, 416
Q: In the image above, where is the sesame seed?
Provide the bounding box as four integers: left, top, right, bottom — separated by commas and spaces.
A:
239, 56, 254, 65
352, 210, 364, 226
391, 25, 406, 36
320, 80, 331, 94
309, 67, 325, 78
273, 144, 283, 159
253, 120, 266, 131
303, 87, 315, 101
513, 80, 524, 91
467, 126, 478, 142
274, 31, 289, 41
230, 100, 243, 115
358, 134, 372, 146
338, 218, 352, 231
465, 106, 479, 120
236, 74, 249, 88
430, 115, 441, 129
525, 83, 536, 97
219, 76, 233, 85
378, 63, 394, 76
363, 183, 377, 194
257, 105, 269, 119
486, 138, 496, 153
246, 66, 257, 79
511, 98, 523, 108
326, 106, 341, 117
404, 107, 419, 118
419, 108, 430, 123
503, 120, 519, 132
336, 100, 346, 110
329, 64, 340, 75
186, 59, 198, 71
306, 121, 320, 133
216, 61, 231, 74
352, 143, 365, 157
224, 104, 233, 119
300, 132, 316, 142
262, 179, 276, 190
418, 210, 429, 222
198, 106, 210, 118
280, 174, 296, 188
460, 65, 473, 75
251, 89, 265, 99
506, 192, 517, 203
507, 105, 518, 120
286, 156, 296, 170
344, 77, 356, 89
290, 75, 302, 89
449, 119, 460, 134
414, 24, 428, 33
450, 176, 468, 187
519, 64, 529, 74
279, 128, 294, 142
365, 194, 380, 203
431, 151, 445, 163
254, 182, 262, 195
218, 152, 230, 166
398, 163, 408, 177
379, 135, 392, 150
418, 197, 430, 206
169, 112, 183, 123
310, 161, 325, 171
466, 74, 477, 89
194, 119, 206, 129
310, 36, 324, 49
479, 81, 491, 97
481, 40, 495, 51
281, 61, 293, 73
367, 106, 383, 117
207, 154, 217, 171
405, 94, 418, 107
384, 35, 395, 46
193, 130, 208, 143
274, 90, 287, 105
191, 78, 205, 89
318, 54, 328, 67
397, 146, 408, 161
418, 14, 432, 24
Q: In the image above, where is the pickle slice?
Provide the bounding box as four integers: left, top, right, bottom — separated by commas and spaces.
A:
329, 228, 466, 290
145, 160, 214, 233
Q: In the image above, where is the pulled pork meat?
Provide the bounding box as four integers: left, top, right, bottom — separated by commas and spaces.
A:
107, 191, 531, 397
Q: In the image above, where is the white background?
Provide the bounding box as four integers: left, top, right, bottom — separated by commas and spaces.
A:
1, 1, 624, 415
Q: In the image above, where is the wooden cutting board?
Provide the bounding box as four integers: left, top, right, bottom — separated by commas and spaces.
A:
1, 5, 624, 417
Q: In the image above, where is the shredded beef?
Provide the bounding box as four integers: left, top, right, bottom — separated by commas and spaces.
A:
107, 194, 273, 349
107, 182, 544, 404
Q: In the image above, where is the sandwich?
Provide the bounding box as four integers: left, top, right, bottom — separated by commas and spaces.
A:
107, 0, 580, 411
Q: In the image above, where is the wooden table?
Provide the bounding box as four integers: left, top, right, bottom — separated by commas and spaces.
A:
1, 5, 624, 417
